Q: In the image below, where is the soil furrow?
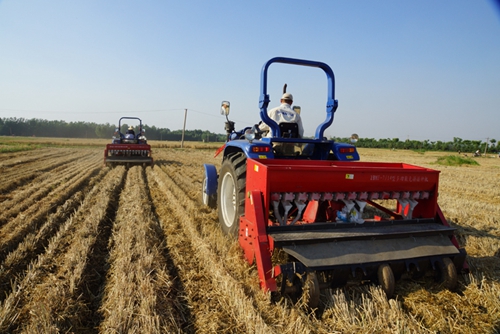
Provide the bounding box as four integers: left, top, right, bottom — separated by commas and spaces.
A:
0, 155, 101, 225
0, 166, 126, 333
99, 166, 183, 333
0, 149, 92, 195
0, 166, 107, 301
0, 155, 102, 262
0, 149, 64, 168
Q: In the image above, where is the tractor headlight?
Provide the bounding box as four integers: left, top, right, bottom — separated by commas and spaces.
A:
244, 129, 255, 142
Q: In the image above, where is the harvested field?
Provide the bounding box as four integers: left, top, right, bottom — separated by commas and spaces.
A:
0, 143, 499, 333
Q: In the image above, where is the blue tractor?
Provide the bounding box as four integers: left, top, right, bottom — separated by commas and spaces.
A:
202, 57, 360, 236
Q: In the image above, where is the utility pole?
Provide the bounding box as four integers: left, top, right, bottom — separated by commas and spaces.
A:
181, 109, 187, 148
484, 137, 489, 156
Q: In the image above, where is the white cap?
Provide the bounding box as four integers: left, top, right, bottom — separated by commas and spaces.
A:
128, 126, 133, 130
281, 93, 293, 101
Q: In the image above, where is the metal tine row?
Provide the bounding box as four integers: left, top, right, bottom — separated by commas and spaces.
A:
270, 190, 430, 202
109, 150, 150, 156
270, 190, 431, 225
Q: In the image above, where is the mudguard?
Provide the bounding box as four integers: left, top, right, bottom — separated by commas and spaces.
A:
203, 164, 218, 196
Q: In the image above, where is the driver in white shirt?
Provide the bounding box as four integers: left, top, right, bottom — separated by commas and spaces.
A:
259, 92, 304, 138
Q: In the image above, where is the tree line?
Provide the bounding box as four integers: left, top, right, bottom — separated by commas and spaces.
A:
332, 136, 499, 154
0, 117, 497, 153
0, 117, 226, 142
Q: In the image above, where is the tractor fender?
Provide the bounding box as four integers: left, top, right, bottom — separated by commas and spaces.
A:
203, 164, 218, 196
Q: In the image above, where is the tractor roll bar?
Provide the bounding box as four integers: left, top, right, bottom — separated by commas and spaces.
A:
118, 117, 144, 132
259, 57, 338, 140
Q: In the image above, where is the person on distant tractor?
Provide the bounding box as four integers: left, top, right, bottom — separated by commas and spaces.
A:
259, 92, 304, 138
126, 126, 135, 136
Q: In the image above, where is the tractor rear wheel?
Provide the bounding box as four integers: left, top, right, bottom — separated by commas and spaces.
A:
217, 152, 246, 237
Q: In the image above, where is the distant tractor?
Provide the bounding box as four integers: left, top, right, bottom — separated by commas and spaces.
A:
202, 57, 467, 308
104, 117, 153, 167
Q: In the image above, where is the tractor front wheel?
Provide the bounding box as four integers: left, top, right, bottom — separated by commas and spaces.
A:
217, 152, 246, 237
202, 173, 216, 209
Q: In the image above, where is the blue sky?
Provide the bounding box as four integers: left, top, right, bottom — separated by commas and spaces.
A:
0, 0, 499, 142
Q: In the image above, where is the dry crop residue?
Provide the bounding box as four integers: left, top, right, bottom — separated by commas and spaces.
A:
0, 146, 499, 334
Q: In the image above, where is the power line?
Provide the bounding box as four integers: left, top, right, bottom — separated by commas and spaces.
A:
0, 107, 255, 127
0, 108, 185, 114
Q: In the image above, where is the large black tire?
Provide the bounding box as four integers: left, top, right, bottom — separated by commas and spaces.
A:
201, 173, 217, 209
217, 152, 247, 237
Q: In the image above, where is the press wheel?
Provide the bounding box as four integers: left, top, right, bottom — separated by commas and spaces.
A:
437, 257, 458, 291
303, 271, 320, 309
378, 263, 395, 298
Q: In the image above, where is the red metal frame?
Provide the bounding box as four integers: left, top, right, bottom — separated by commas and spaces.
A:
104, 143, 152, 156
103, 143, 152, 165
239, 190, 277, 291
436, 206, 469, 271
104, 143, 152, 153
238, 158, 466, 291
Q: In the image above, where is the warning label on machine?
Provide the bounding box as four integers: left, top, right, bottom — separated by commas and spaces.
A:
369, 175, 430, 182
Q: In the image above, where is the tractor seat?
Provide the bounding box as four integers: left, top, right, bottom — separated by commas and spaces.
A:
279, 122, 299, 138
